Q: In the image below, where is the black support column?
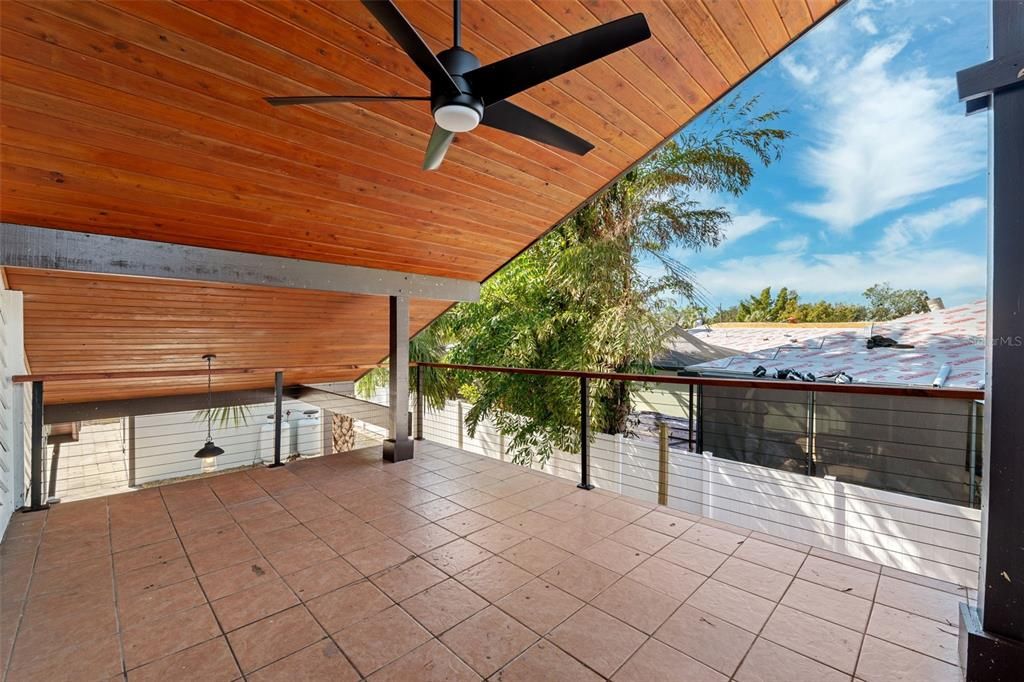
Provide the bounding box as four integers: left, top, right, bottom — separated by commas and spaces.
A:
23, 381, 48, 512
383, 295, 413, 462
958, 2, 1024, 678
268, 371, 285, 468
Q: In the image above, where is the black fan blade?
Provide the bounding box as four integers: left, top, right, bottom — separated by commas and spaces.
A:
464, 13, 651, 105
482, 101, 593, 155
361, 0, 460, 97
423, 125, 455, 170
266, 95, 429, 106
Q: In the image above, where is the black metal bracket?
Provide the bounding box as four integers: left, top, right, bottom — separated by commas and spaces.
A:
957, 50, 1024, 115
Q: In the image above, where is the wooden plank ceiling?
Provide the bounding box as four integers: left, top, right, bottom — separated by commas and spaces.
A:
0, 0, 841, 404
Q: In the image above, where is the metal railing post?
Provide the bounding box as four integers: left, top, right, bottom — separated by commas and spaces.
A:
25, 380, 49, 512
415, 364, 424, 440
695, 385, 704, 454
805, 392, 817, 477
269, 371, 285, 468
687, 383, 695, 451
658, 421, 669, 505
578, 376, 594, 490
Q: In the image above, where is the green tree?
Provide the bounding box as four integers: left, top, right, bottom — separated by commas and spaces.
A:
863, 282, 930, 320
439, 96, 790, 465
737, 287, 800, 322
356, 318, 454, 410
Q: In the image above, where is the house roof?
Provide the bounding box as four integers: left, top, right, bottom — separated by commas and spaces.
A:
0, 0, 844, 403
685, 300, 987, 389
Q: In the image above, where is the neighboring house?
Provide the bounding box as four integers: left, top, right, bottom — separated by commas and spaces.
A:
633, 302, 986, 507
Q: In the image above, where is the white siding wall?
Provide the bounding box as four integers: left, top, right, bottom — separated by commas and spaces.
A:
0, 289, 29, 539
423, 399, 982, 588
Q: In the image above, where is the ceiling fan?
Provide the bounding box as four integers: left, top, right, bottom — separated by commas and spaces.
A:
266, 0, 651, 170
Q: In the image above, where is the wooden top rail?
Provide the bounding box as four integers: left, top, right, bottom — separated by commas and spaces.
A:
414, 362, 986, 401
12, 364, 386, 384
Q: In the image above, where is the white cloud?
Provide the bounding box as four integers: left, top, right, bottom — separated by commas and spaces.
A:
693, 247, 984, 304
790, 34, 986, 232
722, 209, 776, 243
878, 196, 986, 252
854, 14, 879, 35
775, 235, 811, 252
779, 54, 819, 85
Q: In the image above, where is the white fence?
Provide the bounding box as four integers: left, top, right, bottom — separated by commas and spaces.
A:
423, 399, 982, 588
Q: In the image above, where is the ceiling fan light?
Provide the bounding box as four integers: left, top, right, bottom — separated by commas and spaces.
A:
434, 104, 481, 132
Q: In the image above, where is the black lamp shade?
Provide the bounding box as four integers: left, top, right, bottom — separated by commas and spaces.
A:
194, 440, 225, 458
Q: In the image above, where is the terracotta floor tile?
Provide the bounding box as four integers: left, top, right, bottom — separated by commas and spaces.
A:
712, 556, 793, 602
537, 523, 604, 554
473, 499, 527, 522
681, 523, 748, 554
541, 556, 619, 601
199, 557, 278, 601
456, 556, 534, 602
117, 578, 207, 629
6, 632, 122, 682
496, 579, 584, 635
264, 537, 337, 576
395, 523, 459, 554
441, 606, 539, 677
250, 524, 316, 555
734, 638, 849, 682
238, 511, 300, 537
656, 539, 729, 576
874, 576, 963, 625
370, 557, 448, 602
334, 604, 431, 676
499, 537, 572, 575
856, 635, 961, 682
211, 577, 299, 632
495, 640, 602, 682
580, 538, 649, 574
503, 510, 562, 536
626, 556, 707, 602
797, 555, 879, 601
686, 579, 775, 633
467, 524, 530, 554
425, 479, 475, 498
571, 510, 630, 537
127, 637, 239, 682
247, 640, 359, 682
595, 498, 652, 523
370, 509, 431, 537
123, 603, 221, 669
302, 510, 362, 539
867, 603, 960, 664
734, 538, 807, 575
344, 539, 416, 576
761, 605, 860, 674
307, 580, 393, 634
781, 578, 872, 631
880, 565, 967, 596
410, 498, 467, 522
187, 536, 259, 575
368, 639, 481, 682
437, 510, 496, 536
809, 547, 881, 573
113, 538, 184, 575
422, 538, 494, 575
654, 604, 755, 676
284, 556, 362, 600
609, 524, 674, 554
613, 638, 726, 682
401, 578, 488, 635
593, 577, 681, 634
320, 523, 388, 556
634, 510, 694, 537
227, 497, 285, 523
226, 605, 326, 674
548, 605, 646, 678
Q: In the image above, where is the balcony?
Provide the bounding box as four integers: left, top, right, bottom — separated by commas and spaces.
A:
2, 439, 970, 681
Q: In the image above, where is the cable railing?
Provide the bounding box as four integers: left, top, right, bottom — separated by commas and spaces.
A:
412, 361, 985, 588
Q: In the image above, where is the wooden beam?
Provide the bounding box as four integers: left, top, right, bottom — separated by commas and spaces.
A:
13, 364, 385, 384
0, 223, 481, 302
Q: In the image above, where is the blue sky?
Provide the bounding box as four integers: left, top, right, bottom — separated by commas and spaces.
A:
662, 0, 990, 311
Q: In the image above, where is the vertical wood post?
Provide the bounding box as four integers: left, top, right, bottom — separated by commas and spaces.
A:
384, 295, 413, 462
658, 421, 669, 505
958, 2, 1024, 677
268, 371, 285, 468
23, 380, 48, 512
578, 376, 594, 490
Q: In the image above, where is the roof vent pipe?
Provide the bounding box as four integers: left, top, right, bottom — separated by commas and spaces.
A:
933, 363, 952, 387
928, 297, 945, 311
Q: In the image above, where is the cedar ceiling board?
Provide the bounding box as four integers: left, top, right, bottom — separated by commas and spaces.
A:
0, 0, 843, 403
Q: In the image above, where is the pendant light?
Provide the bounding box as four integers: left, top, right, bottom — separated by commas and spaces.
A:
194, 354, 225, 458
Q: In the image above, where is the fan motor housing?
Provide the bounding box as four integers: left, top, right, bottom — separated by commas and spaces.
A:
433, 47, 485, 118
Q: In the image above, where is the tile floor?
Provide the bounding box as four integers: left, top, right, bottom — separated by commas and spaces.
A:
0, 442, 972, 681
